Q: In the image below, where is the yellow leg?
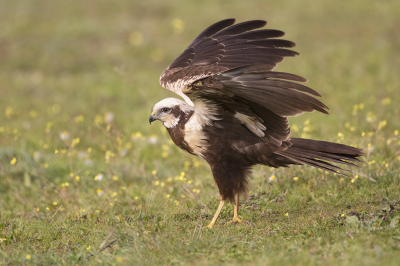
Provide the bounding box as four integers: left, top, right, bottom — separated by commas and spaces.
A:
205, 197, 225, 229
227, 193, 244, 224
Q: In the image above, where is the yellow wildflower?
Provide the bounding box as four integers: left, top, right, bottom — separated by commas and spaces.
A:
171, 18, 185, 34
94, 114, 103, 125
352, 104, 358, 116
131, 132, 143, 139
378, 120, 387, 130
71, 138, 80, 147
5, 106, 13, 117
105, 150, 115, 163
129, 31, 143, 46
45, 122, 53, 133
29, 110, 38, 118
94, 173, 104, 181
381, 97, 391, 105
74, 115, 84, 123
366, 112, 375, 123
10, 157, 16, 165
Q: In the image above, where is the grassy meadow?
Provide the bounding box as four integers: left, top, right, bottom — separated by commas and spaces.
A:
1, 0, 400, 265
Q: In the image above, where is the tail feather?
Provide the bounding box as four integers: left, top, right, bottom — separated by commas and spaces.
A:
283, 147, 359, 166
276, 138, 363, 176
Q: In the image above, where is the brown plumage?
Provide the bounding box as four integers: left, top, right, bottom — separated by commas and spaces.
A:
149, 19, 363, 228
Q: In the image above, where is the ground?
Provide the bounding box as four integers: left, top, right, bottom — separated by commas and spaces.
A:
0, 0, 400, 265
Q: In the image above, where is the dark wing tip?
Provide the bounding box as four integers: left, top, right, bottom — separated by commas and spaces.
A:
187, 19, 236, 47
244, 19, 267, 27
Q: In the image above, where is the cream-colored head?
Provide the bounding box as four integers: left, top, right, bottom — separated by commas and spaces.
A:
149, 98, 193, 128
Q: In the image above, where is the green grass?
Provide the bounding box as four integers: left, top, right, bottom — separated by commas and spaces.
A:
1, 0, 400, 265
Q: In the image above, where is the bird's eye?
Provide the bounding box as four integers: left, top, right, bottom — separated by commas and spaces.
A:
161, 107, 170, 112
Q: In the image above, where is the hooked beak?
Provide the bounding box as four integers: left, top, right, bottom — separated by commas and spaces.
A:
149, 115, 157, 124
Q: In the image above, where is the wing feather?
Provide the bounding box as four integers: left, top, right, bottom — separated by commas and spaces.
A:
159, 19, 329, 147
187, 19, 236, 47
212, 20, 267, 38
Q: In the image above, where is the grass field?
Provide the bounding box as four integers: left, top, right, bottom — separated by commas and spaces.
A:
1, 0, 400, 265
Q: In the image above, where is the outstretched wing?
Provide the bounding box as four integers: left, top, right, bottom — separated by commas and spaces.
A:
159, 19, 297, 103
159, 19, 329, 146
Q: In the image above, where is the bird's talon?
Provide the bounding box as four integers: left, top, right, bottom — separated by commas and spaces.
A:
227, 217, 245, 225
204, 222, 217, 229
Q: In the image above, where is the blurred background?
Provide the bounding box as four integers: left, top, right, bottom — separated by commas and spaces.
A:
0, 0, 399, 213
1, 1, 400, 264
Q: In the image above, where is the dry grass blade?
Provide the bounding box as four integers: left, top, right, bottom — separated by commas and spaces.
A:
85, 239, 117, 260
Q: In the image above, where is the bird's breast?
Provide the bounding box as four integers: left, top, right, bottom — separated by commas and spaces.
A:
183, 115, 208, 158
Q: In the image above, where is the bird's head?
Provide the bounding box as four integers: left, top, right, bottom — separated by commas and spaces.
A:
149, 98, 193, 128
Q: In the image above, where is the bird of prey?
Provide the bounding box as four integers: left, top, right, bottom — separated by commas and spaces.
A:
149, 19, 363, 228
